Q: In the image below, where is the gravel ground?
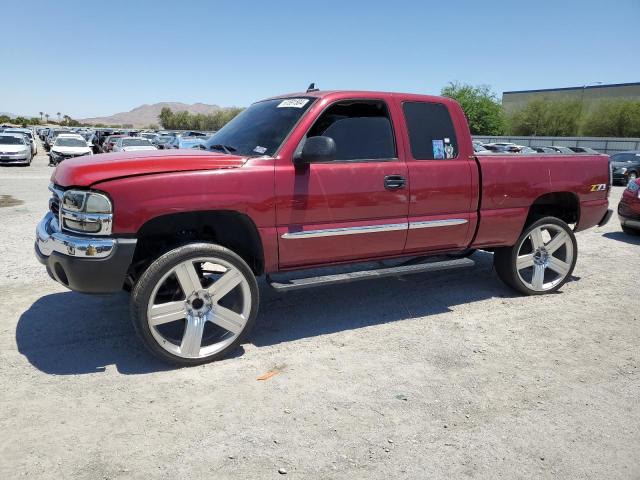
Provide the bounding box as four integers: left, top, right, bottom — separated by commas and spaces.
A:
0, 142, 638, 479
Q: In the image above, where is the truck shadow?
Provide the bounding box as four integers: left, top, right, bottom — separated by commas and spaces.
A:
17, 251, 518, 375
602, 231, 640, 245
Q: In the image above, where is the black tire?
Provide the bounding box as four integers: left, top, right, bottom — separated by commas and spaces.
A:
494, 216, 577, 296
130, 242, 259, 366
622, 225, 640, 236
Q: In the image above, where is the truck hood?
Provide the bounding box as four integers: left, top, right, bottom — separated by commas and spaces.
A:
53, 149, 248, 187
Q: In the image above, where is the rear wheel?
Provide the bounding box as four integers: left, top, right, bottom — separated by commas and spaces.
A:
494, 217, 577, 295
131, 243, 259, 366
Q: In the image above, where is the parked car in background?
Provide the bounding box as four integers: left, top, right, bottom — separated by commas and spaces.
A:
112, 137, 158, 152
48, 134, 92, 166
3, 128, 37, 155
483, 142, 520, 153
39, 127, 50, 140
165, 136, 209, 149
178, 131, 207, 137
138, 132, 159, 143
153, 135, 174, 150
0, 133, 32, 165
568, 146, 599, 154
473, 143, 487, 153
102, 135, 127, 153
516, 146, 537, 154
546, 146, 575, 154
618, 178, 640, 235
532, 146, 557, 154
45, 129, 72, 151
610, 151, 640, 185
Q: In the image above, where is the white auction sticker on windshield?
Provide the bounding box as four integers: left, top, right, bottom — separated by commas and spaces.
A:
277, 98, 309, 108
253, 146, 267, 154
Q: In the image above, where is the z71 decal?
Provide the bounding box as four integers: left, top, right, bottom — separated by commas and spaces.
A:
590, 184, 607, 192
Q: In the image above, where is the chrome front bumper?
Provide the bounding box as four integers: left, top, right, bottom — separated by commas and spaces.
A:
35, 212, 137, 293
36, 212, 116, 259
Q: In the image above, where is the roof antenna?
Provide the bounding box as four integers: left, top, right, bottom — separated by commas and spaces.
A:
306, 82, 319, 92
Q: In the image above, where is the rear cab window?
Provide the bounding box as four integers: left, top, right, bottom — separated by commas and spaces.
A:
402, 101, 458, 160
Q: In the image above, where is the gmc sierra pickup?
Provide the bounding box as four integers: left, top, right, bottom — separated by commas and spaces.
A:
35, 90, 612, 365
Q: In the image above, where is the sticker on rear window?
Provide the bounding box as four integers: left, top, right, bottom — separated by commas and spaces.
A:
445, 144, 455, 158
253, 146, 267, 154
432, 139, 445, 159
277, 98, 309, 108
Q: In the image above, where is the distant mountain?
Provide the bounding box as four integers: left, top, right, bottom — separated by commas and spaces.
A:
79, 102, 226, 127
0, 112, 36, 119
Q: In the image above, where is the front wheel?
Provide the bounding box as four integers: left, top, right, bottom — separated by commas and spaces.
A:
494, 217, 577, 295
131, 243, 259, 366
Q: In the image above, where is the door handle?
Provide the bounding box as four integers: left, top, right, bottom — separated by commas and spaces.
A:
384, 175, 406, 190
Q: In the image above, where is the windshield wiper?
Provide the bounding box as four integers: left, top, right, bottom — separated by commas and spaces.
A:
209, 144, 237, 154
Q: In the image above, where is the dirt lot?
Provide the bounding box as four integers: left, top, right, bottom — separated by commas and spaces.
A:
0, 143, 638, 480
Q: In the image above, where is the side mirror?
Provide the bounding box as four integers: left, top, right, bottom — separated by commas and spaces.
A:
294, 136, 336, 165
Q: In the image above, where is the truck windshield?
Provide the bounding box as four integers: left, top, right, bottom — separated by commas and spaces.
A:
203, 97, 315, 157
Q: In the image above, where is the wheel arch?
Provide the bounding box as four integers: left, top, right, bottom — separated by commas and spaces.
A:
131, 210, 265, 279
526, 191, 580, 227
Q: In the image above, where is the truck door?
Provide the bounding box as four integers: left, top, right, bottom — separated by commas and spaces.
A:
398, 100, 476, 253
275, 98, 409, 268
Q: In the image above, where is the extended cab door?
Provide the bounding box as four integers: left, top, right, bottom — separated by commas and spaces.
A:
275, 97, 409, 269
397, 99, 477, 253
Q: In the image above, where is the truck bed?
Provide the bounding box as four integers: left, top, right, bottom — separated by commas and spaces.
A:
471, 153, 610, 248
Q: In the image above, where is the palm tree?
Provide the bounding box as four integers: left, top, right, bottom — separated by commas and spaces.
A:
44, 113, 50, 123
39, 111, 43, 121
56, 112, 61, 122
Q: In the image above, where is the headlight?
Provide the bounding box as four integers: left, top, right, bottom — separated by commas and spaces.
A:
60, 190, 113, 235
619, 167, 627, 174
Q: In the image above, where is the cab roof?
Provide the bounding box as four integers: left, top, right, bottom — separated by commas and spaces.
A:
264, 90, 455, 105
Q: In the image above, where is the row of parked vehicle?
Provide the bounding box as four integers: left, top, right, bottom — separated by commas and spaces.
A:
33, 126, 215, 165
472, 140, 600, 155
473, 140, 640, 185
0, 126, 38, 165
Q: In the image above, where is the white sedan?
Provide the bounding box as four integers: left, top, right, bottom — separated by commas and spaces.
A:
0, 133, 33, 165
49, 134, 93, 165
3, 128, 37, 155
112, 137, 158, 152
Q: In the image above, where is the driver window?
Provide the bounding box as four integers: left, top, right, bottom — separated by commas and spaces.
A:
306, 100, 396, 161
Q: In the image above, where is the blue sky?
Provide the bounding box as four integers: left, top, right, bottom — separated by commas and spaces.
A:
1, 0, 638, 118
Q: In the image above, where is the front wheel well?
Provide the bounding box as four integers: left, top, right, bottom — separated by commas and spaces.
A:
526, 192, 580, 226
130, 210, 264, 282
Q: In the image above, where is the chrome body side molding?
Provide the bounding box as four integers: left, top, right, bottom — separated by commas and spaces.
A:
409, 219, 468, 229
281, 218, 468, 239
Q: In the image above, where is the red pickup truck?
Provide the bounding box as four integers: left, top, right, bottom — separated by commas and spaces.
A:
35, 90, 612, 365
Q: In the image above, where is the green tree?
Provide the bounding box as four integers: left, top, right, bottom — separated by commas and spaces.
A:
158, 107, 243, 130
158, 107, 174, 129
441, 82, 505, 135
582, 100, 640, 137
509, 97, 582, 136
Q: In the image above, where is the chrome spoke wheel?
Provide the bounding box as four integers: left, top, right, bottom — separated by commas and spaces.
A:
146, 257, 252, 359
515, 224, 574, 292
